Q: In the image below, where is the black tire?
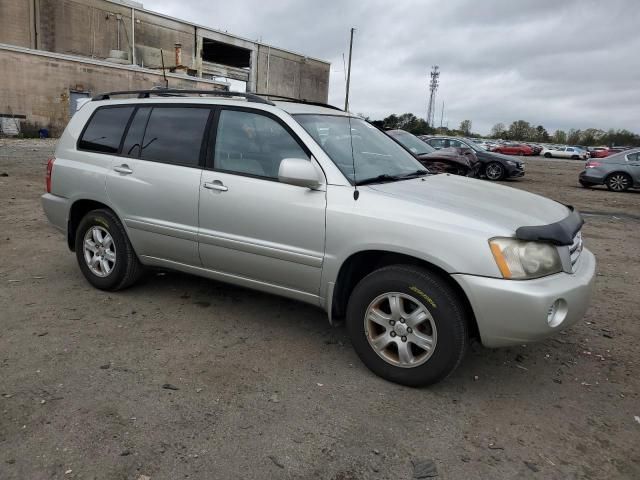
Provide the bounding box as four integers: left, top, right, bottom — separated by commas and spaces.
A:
571, 155, 579, 160
346, 265, 469, 387
605, 172, 631, 192
544, 152, 552, 158
484, 161, 505, 181
75, 208, 143, 290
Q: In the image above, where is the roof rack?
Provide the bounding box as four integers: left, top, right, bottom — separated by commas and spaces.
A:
256, 93, 344, 112
91, 89, 275, 105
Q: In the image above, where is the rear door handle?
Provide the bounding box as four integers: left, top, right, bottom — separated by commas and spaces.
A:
114, 164, 133, 174
203, 181, 228, 192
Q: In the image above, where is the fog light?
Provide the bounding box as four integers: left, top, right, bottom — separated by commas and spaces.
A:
547, 299, 568, 327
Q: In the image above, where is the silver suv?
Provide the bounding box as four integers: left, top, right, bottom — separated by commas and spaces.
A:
42, 90, 596, 386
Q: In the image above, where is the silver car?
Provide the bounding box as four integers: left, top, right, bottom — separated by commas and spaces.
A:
579, 148, 640, 191
42, 90, 596, 386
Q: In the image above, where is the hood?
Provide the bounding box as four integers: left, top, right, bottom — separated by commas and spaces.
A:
476, 150, 520, 163
418, 148, 470, 167
367, 174, 570, 235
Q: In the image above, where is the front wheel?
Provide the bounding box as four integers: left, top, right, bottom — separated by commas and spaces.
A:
484, 161, 505, 181
75, 208, 143, 290
544, 152, 552, 158
346, 265, 468, 387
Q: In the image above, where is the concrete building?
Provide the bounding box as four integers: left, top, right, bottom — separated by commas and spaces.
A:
0, 0, 330, 136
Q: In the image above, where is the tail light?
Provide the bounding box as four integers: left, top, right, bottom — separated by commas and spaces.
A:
46, 157, 55, 193
586, 161, 601, 169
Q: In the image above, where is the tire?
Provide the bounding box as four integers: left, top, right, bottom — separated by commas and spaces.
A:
544, 152, 552, 158
346, 265, 469, 387
484, 161, 505, 181
571, 155, 579, 160
75, 208, 143, 290
605, 172, 631, 192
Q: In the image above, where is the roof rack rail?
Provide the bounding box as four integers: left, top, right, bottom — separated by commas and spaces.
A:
256, 93, 344, 112
91, 89, 275, 105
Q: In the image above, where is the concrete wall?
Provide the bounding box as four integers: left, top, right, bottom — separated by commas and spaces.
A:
0, 0, 35, 48
255, 46, 330, 103
0, 46, 226, 136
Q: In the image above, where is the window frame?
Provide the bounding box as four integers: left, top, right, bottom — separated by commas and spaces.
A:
77, 104, 215, 170
205, 105, 312, 182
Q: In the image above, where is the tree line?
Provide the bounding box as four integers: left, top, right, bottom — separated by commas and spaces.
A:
369, 113, 639, 147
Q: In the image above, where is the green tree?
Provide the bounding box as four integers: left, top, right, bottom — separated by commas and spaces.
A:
552, 130, 567, 144
508, 120, 531, 141
459, 120, 472, 136
534, 125, 550, 142
567, 129, 582, 145
490, 122, 506, 139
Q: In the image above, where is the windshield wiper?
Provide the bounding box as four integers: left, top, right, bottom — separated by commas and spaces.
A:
397, 169, 429, 179
355, 174, 400, 186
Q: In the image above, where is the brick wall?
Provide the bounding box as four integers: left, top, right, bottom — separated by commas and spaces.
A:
0, 48, 225, 137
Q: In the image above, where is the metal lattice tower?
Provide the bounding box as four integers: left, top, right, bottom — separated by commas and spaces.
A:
426, 66, 440, 127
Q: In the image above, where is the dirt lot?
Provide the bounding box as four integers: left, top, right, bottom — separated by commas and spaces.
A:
1, 139, 639, 479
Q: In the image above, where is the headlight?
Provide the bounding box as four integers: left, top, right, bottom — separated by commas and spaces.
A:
489, 238, 562, 279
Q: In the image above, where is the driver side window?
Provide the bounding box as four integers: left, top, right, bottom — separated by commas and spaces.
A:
214, 109, 309, 179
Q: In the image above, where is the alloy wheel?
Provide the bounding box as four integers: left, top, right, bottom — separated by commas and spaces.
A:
364, 292, 437, 368
485, 163, 504, 180
83, 226, 116, 277
608, 174, 630, 191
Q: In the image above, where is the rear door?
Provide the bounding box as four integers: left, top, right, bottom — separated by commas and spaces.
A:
197, 107, 326, 296
625, 151, 640, 183
105, 105, 212, 266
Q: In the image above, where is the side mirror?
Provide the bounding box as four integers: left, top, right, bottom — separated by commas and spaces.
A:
278, 158, 321, 189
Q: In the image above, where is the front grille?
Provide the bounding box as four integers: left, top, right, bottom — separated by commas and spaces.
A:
569, 231, 583, 270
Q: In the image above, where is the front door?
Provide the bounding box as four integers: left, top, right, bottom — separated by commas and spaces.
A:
106, 105, 211, 266
198, 108, 326, 296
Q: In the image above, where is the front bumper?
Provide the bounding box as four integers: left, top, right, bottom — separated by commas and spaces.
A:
453, 248, 596, 348
41, 193, 69, 234
506, 163, 525, 178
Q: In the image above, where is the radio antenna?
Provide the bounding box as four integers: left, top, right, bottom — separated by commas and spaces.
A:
348, 114, 359, 200
160, 49, 168, 88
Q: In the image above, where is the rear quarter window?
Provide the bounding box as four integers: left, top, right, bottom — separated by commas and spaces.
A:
78, 106, 135, 153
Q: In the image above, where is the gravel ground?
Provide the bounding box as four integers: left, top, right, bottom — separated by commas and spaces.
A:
1, 139, 639, 479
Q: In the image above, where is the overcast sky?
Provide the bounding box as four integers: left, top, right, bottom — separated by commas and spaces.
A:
147, 0, 639, 135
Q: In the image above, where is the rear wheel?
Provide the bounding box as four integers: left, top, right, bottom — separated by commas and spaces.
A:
75, 209, 143, 290
484, 161, 505, 181
544, 152, 552, 158
606, 172, 631, 192
346, 265, 468, 387
571, 155, 579, 160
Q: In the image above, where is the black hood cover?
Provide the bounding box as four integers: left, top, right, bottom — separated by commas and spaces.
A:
515, 206, 584, 246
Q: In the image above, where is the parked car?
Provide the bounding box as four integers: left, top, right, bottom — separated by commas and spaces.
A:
386, 129, 480, 177
492, 143, 534, 156
42, 89, 595, 387
579, 148, 640, 191
541, 146, 589, 160
587, 147, 610, 158
422, 136, 525, 181
528, 144, 543, 156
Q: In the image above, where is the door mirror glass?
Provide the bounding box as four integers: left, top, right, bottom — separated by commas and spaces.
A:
278, 158, 321, 188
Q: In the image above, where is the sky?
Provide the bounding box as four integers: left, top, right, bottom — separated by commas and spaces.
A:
146, 0, 639, 135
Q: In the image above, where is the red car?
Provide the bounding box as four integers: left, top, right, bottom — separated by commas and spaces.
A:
492, 143, 533, 156
589, 147, 610, 158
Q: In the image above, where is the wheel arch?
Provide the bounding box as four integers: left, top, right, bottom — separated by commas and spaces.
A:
67, 199, 118, 251
330, 250, 480, 339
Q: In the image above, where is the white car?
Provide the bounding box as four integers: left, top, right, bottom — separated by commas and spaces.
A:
541, 146, 589, 160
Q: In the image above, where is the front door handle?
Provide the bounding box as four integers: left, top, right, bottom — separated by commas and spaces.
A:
203, 181, 228, 192
114, 164, 133, 174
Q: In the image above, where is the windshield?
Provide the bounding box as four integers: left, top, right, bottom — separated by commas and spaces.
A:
464, 139, 487, 152
388, 130, 435, 155
294, 115, 426, 184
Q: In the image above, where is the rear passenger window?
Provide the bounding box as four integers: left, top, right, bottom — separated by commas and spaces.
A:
78, 107, 134, 153
214, 110, 309, 179
121, 107, 151, 158
140, 107, 210, 166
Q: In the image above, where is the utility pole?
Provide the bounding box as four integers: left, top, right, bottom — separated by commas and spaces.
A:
344, 27, 355, 111
426, 65, 440, 127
